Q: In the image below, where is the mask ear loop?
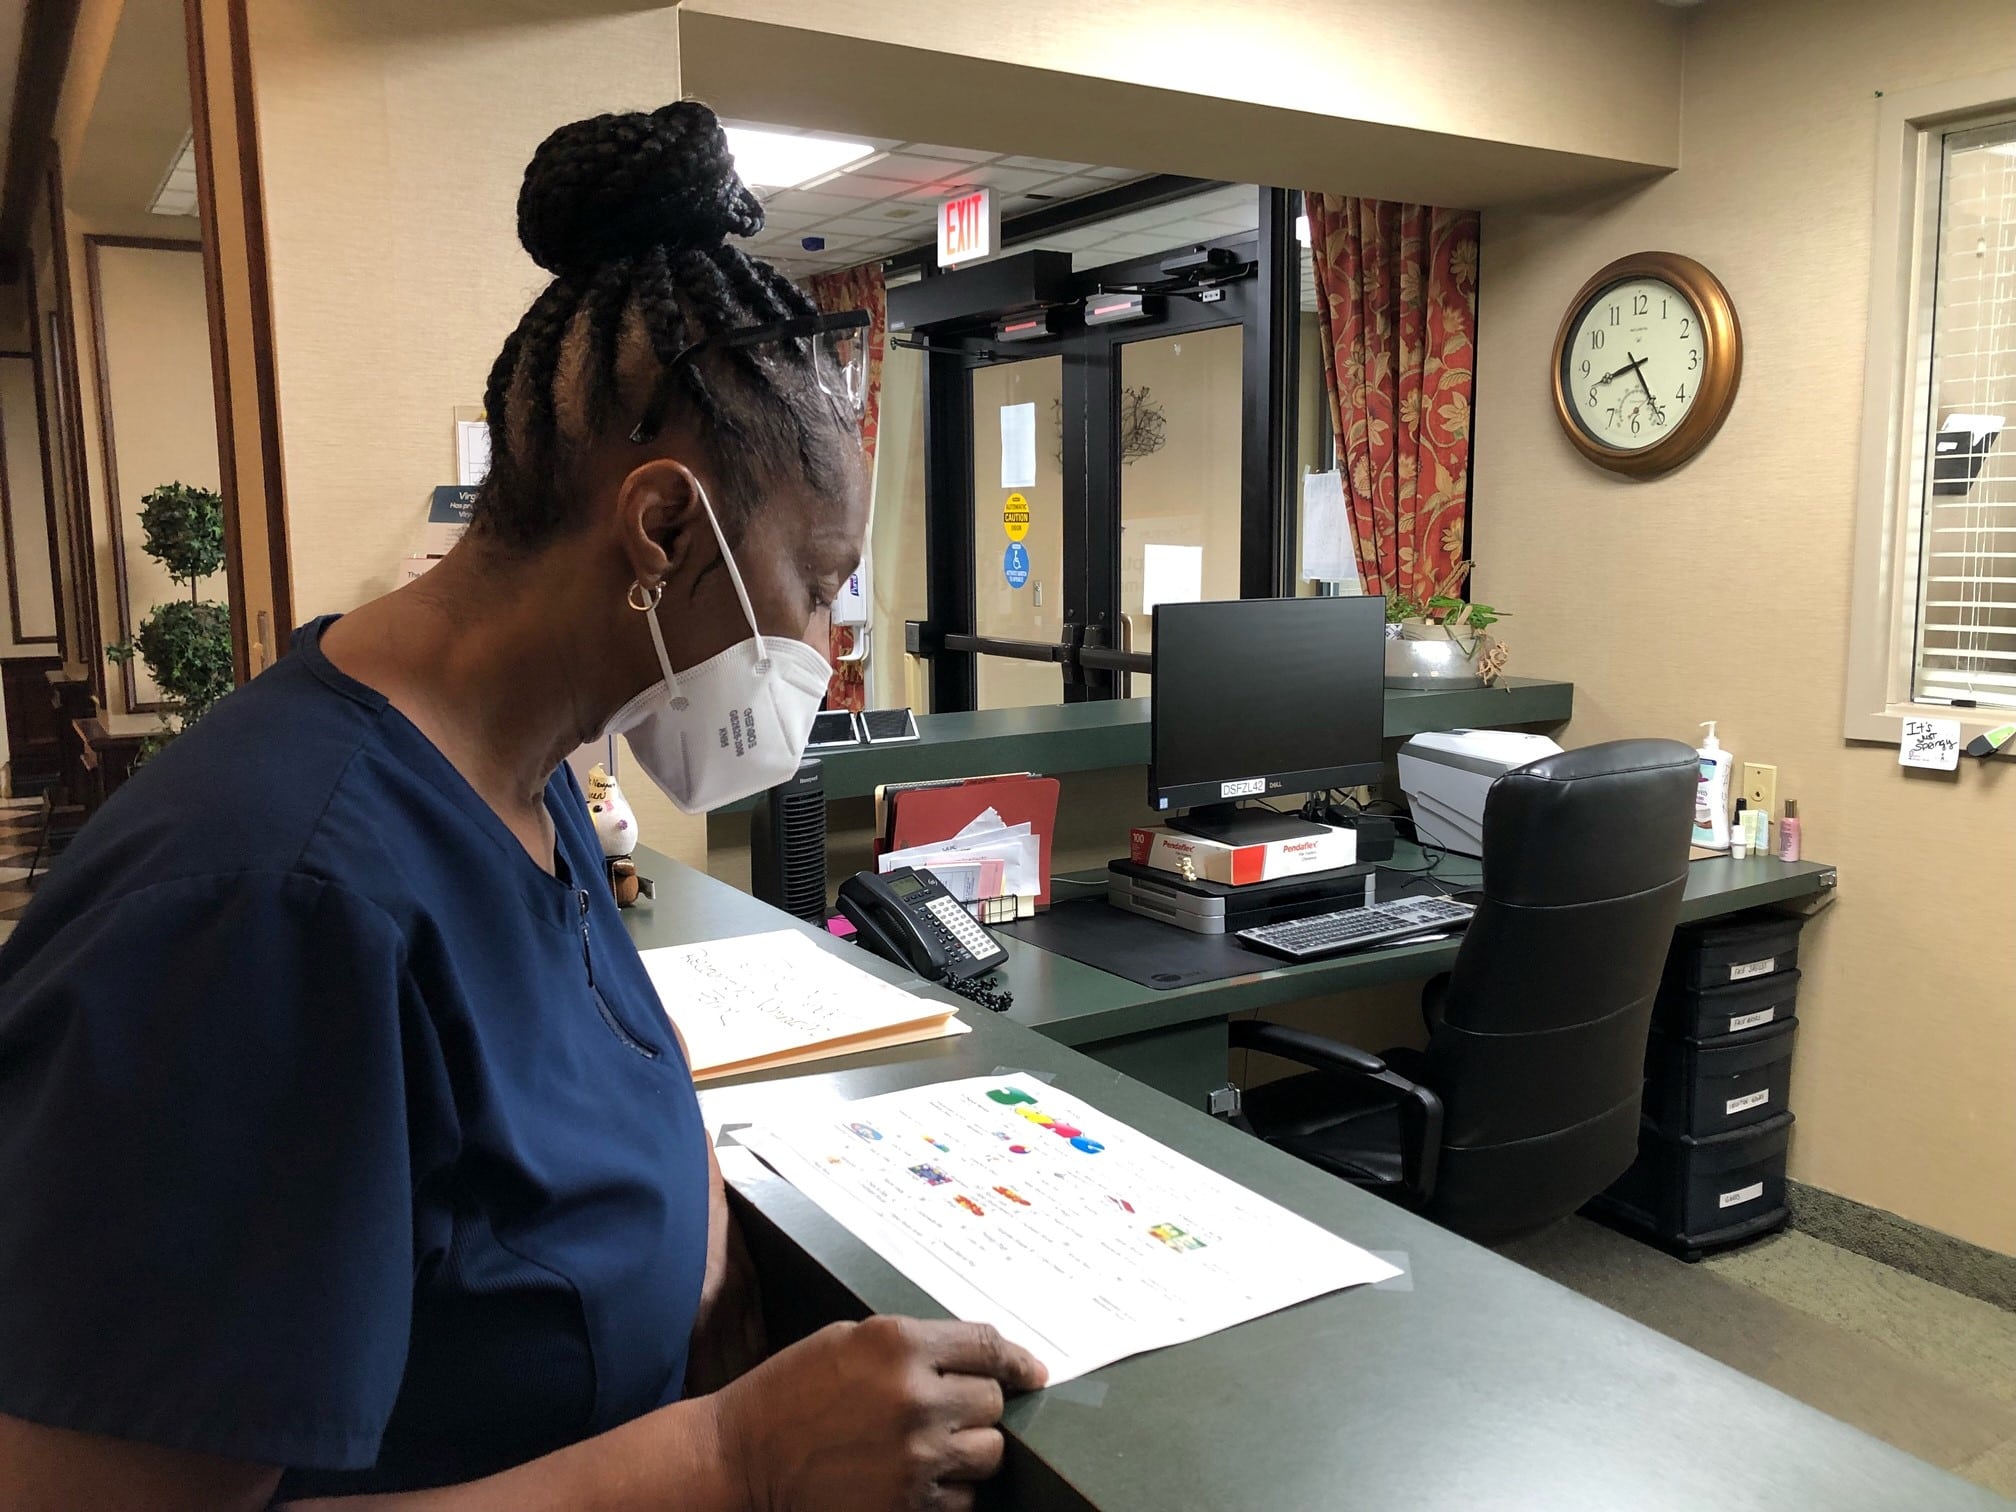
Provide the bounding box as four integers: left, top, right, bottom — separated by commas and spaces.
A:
687, 478, 772, 671
628, 578, 691, 712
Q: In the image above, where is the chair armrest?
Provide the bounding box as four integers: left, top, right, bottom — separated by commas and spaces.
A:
1230, 1019, 1445, 1205
1229, 1019, 1389, 1076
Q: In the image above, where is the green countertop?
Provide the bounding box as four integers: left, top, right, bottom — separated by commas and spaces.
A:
624, 857, 1990, 1512
626, 842, 1834, 1053
918, 844, 1834, 1051
715, 676, 1573, 811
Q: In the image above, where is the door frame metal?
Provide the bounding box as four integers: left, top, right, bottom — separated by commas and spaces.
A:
919, 190, 1297, 711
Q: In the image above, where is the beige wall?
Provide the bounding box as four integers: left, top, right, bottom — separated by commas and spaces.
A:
246, 0, 710, 869
1475, 0, 2016, 1254
0, 356, 58, 651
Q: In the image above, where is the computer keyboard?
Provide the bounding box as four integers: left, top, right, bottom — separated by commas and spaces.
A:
1237, 895, 1475, 961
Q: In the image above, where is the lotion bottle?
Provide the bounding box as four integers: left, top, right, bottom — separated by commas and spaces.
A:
1693, 723, 1734, 850
1777, 799, 1801, 862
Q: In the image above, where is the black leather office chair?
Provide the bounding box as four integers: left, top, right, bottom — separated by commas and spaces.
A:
1233, 738, 1698, 1243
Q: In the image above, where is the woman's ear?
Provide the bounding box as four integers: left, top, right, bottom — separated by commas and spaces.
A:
616, 457, 705, 589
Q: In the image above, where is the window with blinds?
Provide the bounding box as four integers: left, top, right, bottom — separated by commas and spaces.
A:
1911, 118, 2016, 709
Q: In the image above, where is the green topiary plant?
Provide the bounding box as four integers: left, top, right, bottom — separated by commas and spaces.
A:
107, 482, 233, 751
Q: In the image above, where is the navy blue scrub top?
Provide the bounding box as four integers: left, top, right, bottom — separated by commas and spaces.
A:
0, 618, 711, 1497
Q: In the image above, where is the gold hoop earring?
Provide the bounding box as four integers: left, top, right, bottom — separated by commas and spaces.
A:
627, 580, 665, 612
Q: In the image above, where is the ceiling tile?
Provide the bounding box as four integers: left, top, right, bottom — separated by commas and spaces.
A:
864, 153, 973, 190
958, 164, 1053, 194
803, 172, 919, 201
1082, 165, 1146, 182
900, 143, 1001, 164
764, 189, 875, 217
997, 154, 1096, 174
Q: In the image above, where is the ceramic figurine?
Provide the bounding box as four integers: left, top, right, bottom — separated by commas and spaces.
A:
585, 764, 637, 858
585, 764, 642, 907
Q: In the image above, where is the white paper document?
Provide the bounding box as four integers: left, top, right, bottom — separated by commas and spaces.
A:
1140, 543, 1204, 613
1299, 469, 1361, 590
1000, 402, 1037, 490
879, 807, 1041, 910
640, 930, 965, 1079
737, 1075, 1402, 1384
455, 419, 492, 486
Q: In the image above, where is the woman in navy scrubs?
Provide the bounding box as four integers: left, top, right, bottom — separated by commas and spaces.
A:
0, 102, 1041, 1511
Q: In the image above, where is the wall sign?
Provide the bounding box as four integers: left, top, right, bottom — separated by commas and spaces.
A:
938, 187, 998, 268
1898, 716, 1961, 771
1003, 493, 1030, 542
1003, 543, 1031, 589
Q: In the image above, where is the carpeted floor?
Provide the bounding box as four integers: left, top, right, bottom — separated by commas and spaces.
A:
1501, 1218, 2016, 1499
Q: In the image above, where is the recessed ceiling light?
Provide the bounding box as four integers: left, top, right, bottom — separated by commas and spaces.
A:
724, 126, 875, 190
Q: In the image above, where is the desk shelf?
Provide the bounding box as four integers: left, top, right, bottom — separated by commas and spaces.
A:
714, 676, 1573, 813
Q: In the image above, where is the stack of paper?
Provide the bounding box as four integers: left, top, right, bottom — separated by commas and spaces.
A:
642, 930, 968, 1081
737, 1075, 1402, 1384
878, 807, 1041, 914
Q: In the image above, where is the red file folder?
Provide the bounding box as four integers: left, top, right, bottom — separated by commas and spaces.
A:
879, 775, 1062, 909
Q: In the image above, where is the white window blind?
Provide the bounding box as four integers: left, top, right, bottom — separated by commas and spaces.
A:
1911, 119, 2016, 709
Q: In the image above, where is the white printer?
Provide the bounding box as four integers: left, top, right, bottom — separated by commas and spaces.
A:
1397, 729, 1565, 857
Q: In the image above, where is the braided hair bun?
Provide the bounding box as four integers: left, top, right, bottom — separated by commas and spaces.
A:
516, 101, 765, 277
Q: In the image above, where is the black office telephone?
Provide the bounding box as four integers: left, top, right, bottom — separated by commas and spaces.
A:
837, 866, 1009, 985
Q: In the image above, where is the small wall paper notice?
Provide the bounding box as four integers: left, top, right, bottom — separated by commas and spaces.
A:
735, 1075, 1400, 1384
1000, 402, 1037, 490
1899, 716, 1962, 771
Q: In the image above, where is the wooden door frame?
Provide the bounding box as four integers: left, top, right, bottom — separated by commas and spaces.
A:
185, 0, 291, 681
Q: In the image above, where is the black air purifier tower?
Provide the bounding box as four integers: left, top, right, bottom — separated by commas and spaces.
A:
750, 758, 828, 923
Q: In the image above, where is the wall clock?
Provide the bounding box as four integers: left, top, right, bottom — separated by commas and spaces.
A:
1551, 251, 1741, 478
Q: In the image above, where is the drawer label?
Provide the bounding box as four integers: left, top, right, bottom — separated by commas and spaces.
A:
1725, 1089, 1771, 1115
1728, 957, 1777, 982
1727, 1007, 1777, 1032
1719, 1181, 1766, 1209
1220, 777, 1267, 799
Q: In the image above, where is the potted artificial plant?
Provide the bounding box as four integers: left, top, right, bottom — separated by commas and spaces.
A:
107, 481, 234, 755
1383, 575, 1509, 690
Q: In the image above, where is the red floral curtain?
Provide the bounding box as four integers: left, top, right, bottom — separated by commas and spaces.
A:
1304, 196, 1479, 601
807, 264, 887, 713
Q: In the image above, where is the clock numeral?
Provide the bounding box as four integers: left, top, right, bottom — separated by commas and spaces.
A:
1631, 416, 1641, 435
1680, 317, 1690, 338
1676, 383, 1688, 403
1632, 293, 1649, 316
1590, 329, 1605, 351
1580, 359, 1590, 378
1661, 298, 1668, 320
1608, 305, 1621, 327
1688, 348, 1700, 371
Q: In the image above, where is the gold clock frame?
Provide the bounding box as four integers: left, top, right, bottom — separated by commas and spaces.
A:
1550, 250, 1742, 479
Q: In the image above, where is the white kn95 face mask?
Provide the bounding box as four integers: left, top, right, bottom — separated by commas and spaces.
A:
606, 483, 831, 814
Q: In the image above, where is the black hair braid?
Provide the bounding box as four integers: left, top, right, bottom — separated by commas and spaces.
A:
577, 260, 640, 437
470, 99, 860, 552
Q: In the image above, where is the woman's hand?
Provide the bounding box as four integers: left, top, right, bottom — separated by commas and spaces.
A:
713, 1316, 1048, 1512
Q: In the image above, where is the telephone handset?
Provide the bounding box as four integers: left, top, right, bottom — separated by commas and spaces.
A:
837, 867, 1009, 984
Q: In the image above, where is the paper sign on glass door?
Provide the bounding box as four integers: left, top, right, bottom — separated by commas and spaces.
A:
1000, 403, 1037, 490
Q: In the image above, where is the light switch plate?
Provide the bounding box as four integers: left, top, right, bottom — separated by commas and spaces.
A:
1740, 761, 1778, 819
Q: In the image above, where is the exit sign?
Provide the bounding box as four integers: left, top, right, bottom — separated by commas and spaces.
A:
937, 187, 998, 268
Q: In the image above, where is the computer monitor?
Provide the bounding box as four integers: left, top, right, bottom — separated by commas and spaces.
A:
1149, 595, 1386, 845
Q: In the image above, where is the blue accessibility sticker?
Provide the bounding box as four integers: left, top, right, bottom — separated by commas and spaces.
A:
1003, 542, 1031, 589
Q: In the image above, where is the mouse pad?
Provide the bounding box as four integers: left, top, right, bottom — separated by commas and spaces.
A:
995, 898, 1281, 990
